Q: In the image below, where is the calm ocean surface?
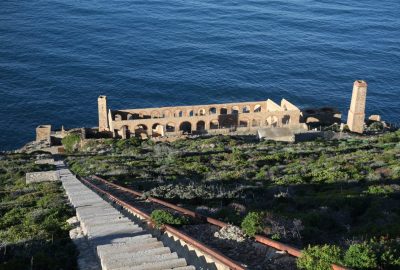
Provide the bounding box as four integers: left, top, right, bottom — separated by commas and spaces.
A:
1, 0, 399, 150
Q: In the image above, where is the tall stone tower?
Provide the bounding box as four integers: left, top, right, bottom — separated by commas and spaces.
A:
98, 95, 109, 131
347, 80, 367, 134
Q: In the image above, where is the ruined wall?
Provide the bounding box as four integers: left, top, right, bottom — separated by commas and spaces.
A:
98, 96, 109, 132
96, 94, 302, 139
36, 125, 52, 143
106, 99, 301, 139
347, 80, 367, 133
26, 171, 59, 184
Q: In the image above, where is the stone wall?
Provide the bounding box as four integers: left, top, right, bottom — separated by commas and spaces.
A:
35, 158, 55, 165
36, 125, 52, 143
101, 97, 302, 139
26, 171, 59, 184
347, 80, 367, 133
98, 96, 109, 132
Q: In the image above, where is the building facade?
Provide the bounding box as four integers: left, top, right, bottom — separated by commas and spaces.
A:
98, 97, 302, 139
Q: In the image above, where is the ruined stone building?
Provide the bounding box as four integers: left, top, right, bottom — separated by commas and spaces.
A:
98, 96, 303, 139
347, 80, 367, 133
34, 80, 369, 146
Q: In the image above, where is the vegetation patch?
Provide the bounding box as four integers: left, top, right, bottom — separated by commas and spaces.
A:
241, 212, 264, 237
62, 134, 81, 153
65, 131, 400, 268
0, 154, 77, 270
150, 209, 188, 228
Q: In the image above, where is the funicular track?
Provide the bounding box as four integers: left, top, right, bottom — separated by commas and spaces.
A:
80, 175, 349, 270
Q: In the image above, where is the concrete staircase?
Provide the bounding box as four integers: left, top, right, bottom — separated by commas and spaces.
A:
56, 161, 195, 270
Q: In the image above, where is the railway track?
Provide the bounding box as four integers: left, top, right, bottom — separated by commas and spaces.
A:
80, 175, 349, 270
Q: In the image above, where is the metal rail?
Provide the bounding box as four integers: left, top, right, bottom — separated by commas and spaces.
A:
89, 175, 350, 270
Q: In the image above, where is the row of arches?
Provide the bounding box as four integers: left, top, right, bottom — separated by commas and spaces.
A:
114, 104, 265, 121
125, 115, 290, 137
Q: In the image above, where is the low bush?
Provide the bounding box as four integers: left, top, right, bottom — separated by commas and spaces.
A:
344, 242, 377, 269
379, 131, 400, 143
150, 210, 188, 228
61, 134, 81, 153
297, 244, 343, 270
241, 212, 263, 237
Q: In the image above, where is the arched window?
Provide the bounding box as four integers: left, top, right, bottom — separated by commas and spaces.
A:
254, 104, 262, 112
282, 115, 291, 125
166, 123, 175, 132
266, 116, 278, 127
114, 114, 122, 121
179, 122, 192, 134
198, 108, 206, 116
152, 123, 161, 130
152, 123, 164, 136
134, 124, 148, 136
196, 121, 205, 131
239, 119, 249, 127
242, 106, 250, 113
210, 120, 219, 129
220, 107, 228, 115
209, 107, 217, 114
175, 110, 184, 117
232, 106, 239, 114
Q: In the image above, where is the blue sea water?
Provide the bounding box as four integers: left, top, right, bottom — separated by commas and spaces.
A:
0, 0, 399, 150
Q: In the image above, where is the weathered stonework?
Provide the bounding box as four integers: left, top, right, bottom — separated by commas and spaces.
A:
369, 115, 381, 122
36, 125, 52, 144
99, 97, 302, 139
26, 171, 59, 184
98, 96, 109, 132
35, 158, 55, 165
347, 80, 367, 134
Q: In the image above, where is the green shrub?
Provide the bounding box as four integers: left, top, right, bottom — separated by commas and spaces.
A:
369, 122, 384, 132
62, 134, 81, 153
371, 238, 400, 269
344, 242, 377, 269
241, 212, 263, 237
297, 244, 343, 270
365, 185, 394, 195
379, 132, 400, 143
150, 210, 187, 228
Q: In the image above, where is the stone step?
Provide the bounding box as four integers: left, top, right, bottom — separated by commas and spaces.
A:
80, 214, 126, 223
82, 219, 132, 228
77, 209, 119, 219
96, 233, 153, 244
87, 226, 142, 238
101, 247, 171, 264
90, 232, 150, 247
112, 258, 188, 270
104, 252, 179, 270
163, 266, 196, 270
80, 217, 129, 227
85, 222, 139, 231
98, 241, 163, 257
97, 237, 158, 252
82, 221, 134, 235
88, 231, 144, 242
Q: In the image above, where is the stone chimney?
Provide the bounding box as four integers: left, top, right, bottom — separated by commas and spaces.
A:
347, 80, 367, 133
98, 96, 109, 131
